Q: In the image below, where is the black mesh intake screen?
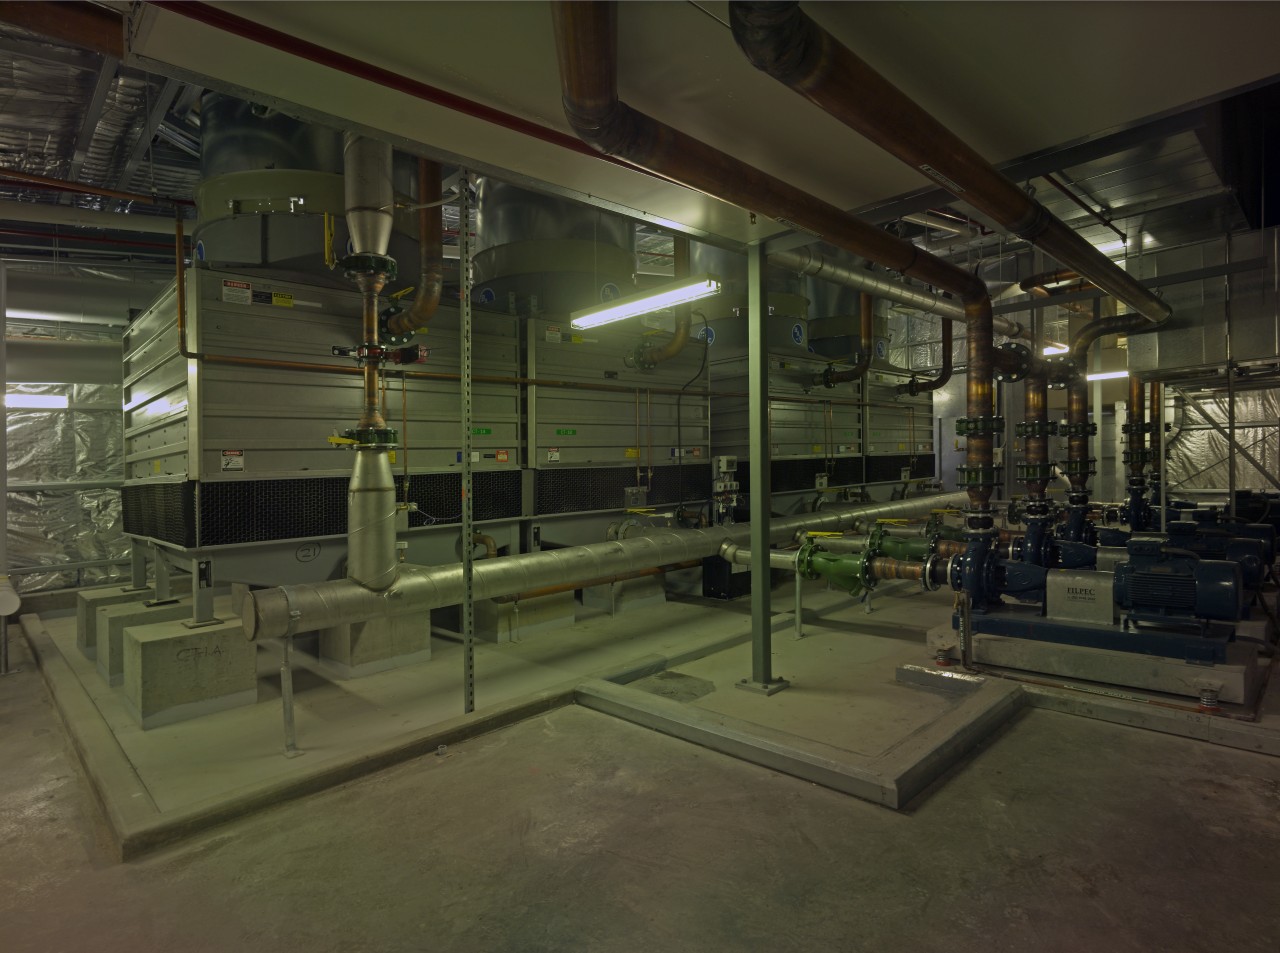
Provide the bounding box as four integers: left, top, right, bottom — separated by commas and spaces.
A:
536, 464, 712, 515
122, 482, 197, 547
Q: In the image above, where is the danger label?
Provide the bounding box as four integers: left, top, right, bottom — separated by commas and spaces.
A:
221, 280, 251, 304
221, 449, 245, 471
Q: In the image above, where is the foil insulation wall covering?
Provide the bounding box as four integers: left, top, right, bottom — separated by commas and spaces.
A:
5, 379, 127, 592
1167, 389, 1280, 492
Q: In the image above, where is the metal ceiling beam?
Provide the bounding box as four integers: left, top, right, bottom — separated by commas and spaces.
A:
114, 77, 182, 195
65, 54, 120, 187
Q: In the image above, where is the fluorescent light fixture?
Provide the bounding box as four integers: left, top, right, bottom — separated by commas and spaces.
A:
1043, 343, 1069, 355
1086, 371, 1129, 381
569, 274, 721, 329
5, 394, 69, 409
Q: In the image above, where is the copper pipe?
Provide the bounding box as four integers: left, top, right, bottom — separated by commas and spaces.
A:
1128, 373, 1146, 478
492, 559, 701, 604
728, 2, 1170, 328
935, 538, 967, 558
1068, 312, 1148, 363
820, 291, 874, 387
868, 556, 923, 583
1148, 380, 1163, 482
0, 167, 194, 208
355, 275, 388, 429
552, 1, 995, 521
386, 158, 444, 337
550, 3, 986, 306
472, 533, 498, 559
644, 235, 692, 364
1067, 376, 1090, 491
897, 316, 953, 395
1020, 268, 1094, 315
1023, 367, 1049, 499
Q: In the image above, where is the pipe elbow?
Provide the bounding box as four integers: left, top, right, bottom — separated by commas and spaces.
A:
729, 2, 822, 85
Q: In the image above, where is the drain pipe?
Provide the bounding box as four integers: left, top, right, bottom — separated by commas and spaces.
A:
384, 158, 444, 341
551, 1, 1000, 609
340, 133, 399, 591
243, 491, 966, 639
813, 291, 873, 388
728, 1, 1172, 329
897, 318, 953, 396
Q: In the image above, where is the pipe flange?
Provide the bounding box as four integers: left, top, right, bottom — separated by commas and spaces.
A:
1015, 420, 1058, 438
344, 426, 399, 448
956, 416, 1006, 437
993, 342, 1033, 383
340, 253, 398, 281
1059, 422, 1098, 438
1057, 458, 1097, 477
921, 553, 943, 592
956, 465, 1000, 489
1045, 355, 1078, 387
378, 304, 416, 347
1016, 462, 1057, 481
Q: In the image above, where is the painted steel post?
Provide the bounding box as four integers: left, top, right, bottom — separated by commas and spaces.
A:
738, 242, 788, 695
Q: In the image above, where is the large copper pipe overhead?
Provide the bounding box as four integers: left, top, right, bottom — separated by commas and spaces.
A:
816, 291, 874, 388
550, 0, 998, 531
728, 1, 1172, 329
1127, 373, 1147, 478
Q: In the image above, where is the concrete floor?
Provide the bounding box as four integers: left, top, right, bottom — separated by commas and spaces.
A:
4, 627, 1280, 953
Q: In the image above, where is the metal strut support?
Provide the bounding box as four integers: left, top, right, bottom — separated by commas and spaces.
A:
459, 172, 476, 714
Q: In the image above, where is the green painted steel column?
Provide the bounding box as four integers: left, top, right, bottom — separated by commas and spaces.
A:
739, 242, 788, 695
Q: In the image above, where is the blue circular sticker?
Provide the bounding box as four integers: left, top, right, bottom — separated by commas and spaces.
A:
696, 326, 716, 346
791, 323, 805, 345
194, 240, 206, 261
478, 287, 496, 304
601, 282, 621, 302
875, 338, 889, 359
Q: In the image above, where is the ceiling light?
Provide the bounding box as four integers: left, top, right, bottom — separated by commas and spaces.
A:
1086, 371, 1128, 381
1043, 343, 1069, 355
570, 274, 721, 330
6, 394, 69, 409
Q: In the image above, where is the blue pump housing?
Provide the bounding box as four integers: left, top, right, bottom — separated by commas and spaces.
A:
1113, 535, 1243, 627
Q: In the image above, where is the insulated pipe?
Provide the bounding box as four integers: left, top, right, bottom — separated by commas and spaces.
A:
343, 133, 395, 257
0, 198, 180, 236
346, 447, 397, 590
243, 491, 967, 639
897, 317, 953, 395
720, 542, 799, 569
385, 158, 444, 337
728, 1, 1172, 329
815, 291, 874, 388
550, 2, 995, 535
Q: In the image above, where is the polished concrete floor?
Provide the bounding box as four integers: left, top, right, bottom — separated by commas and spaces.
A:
4, 631, 1280, 953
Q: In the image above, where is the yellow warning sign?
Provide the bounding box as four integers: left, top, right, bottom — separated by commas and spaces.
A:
624, 447, 640, 458
272, 292, 294, 307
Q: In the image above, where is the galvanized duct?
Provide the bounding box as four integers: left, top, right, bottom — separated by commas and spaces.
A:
243, 491, 967, 639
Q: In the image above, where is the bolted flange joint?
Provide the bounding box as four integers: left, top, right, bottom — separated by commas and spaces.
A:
957, 465, 1000, 489
1059, 421, 1098, 438
956, 416, 1006, 437
1015, 420, 1058, 438
378, 304, 416, 347
340, 253, 398, 282
1016, 462, 1057, 482
343, 426, 398, 449
1057, 458, 1097, 478
993, 342, 1033, 383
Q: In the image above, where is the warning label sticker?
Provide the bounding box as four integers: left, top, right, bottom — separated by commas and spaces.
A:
221, 279, 251, 305
272, 292, 294, 308
221, 449, 245, 472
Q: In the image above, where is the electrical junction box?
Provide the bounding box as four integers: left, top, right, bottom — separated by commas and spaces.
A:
714, 455, 737, 475
815, 473, 829, 490
623, 486, 647, 508
1046, 570, 1116, 626
713, 479, 739, 494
